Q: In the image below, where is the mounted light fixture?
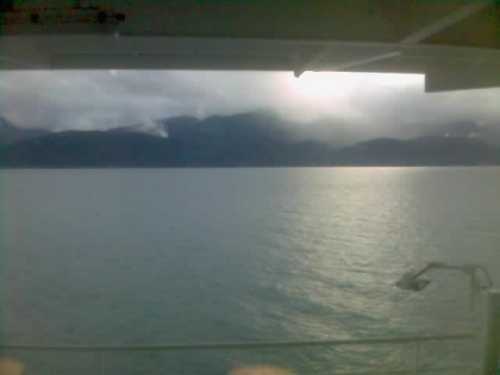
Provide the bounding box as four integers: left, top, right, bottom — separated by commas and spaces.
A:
396, 262, 493, 292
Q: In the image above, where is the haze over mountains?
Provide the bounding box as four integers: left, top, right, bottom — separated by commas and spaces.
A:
0, 117, 50, 145
1, 111, 499, 167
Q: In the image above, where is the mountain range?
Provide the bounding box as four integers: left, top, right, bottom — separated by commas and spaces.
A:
1, 112, 499, 167
0, 117, 50, 145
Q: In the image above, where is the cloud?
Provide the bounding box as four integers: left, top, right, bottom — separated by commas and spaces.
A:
0, 70, 499, 139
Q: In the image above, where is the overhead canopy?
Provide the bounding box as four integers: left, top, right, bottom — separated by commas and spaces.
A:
0, 0, 499, 92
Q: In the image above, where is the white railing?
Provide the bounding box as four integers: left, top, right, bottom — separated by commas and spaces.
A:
0, 333, 477, 375
0, 333, 475, 352
2, 289, 499, 375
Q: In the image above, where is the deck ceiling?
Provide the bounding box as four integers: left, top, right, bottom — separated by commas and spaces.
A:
0, 0, 500, 91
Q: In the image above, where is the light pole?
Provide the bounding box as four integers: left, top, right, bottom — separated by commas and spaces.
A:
395, 262, 498, 375
395, 261, 492, 293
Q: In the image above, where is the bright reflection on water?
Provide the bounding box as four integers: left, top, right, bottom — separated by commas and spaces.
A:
0, 167, 499, 374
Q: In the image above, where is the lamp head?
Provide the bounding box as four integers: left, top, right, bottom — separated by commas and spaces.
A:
395, 270, 431, 292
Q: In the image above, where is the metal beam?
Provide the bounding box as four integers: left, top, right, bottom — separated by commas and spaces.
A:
294, 0, 494, 77
400, 1, 494, 45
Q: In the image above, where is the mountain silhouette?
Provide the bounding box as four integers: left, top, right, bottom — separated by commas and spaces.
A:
0, 117, 50, 145
1, 112, 499, 167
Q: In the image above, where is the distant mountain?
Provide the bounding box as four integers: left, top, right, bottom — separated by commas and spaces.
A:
408, 120, 500, 146
161, 111, 294, 143
160, 112, 363, 148
336, 136, 500, 166
160, 111, 337, 166
1, 131, 178, 167
0, 117, 50, 145
0, 112, 499, 167
108, 122, 168, 138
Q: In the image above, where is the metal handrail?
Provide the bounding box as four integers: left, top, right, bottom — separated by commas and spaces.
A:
0, 333, 474, 353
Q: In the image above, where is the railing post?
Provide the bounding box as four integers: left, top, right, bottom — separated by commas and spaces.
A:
97, 351, 104, 375
414, 341, 420, 375
480, 290, 500, 375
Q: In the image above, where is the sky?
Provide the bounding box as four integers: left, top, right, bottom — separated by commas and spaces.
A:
1, 70, 500, 140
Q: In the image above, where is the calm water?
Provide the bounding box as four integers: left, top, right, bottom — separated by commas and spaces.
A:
1, 167, 499, 374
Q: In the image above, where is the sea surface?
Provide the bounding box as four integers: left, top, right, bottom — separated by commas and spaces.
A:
1, 167, 499, 374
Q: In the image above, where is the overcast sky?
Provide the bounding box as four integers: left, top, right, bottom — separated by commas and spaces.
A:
1, 70, 500, 139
